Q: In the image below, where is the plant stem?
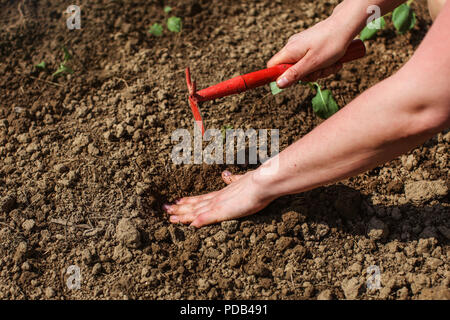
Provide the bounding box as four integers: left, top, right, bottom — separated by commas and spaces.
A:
307, 82, 320, 91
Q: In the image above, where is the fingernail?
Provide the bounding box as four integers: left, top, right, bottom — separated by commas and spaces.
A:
223, 170, 232, 177
170, 215, 179, 223
277, 77, 289, 88
163, 204, 172, 213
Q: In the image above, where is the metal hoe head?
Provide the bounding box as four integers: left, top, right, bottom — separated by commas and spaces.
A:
185, 67, 205, 135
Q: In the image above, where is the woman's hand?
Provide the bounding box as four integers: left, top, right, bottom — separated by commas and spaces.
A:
164, 170, 275, 228
268, 16, 355, 88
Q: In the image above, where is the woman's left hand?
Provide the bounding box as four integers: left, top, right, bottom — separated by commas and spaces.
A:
164, 170, 274, 228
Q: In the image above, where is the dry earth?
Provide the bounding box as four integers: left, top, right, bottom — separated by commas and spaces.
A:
0, 0, 449, 299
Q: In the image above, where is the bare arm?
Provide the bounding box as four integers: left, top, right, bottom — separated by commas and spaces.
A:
256, 1, 450, 198
167, 2, 450, 228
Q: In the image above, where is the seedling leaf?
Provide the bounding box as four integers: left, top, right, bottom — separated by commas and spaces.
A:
35, 61, 46, 70
63, 46, 72, 62
221, 124, 233, 140
167, 16, 182, 33
149, 23, 163, 36
270, 82, 283, 95
360, 17, 386, 41
52, 64, 74, 78
164, 6, 172, 13
311, 84, 339, 119
392, 4, 416, 34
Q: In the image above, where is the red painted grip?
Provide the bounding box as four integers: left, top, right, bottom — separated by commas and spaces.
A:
338, 39, 366, 64
241, 64, 291, 90
195, 76, 247, 102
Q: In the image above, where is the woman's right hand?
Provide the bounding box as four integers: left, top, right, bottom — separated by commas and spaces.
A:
267, 15, 355, 88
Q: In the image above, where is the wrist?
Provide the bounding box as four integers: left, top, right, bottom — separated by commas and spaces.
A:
251, 158, 284, 201
329, 0, 368, 42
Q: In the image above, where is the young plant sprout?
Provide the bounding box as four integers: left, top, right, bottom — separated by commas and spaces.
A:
35, 61, 47, 70
270, 81, 339, 119
360, 17, 386, 41
167, 16, 182, 33
148, 6, 182, 36
52, 46, 74, 79
52, 65, 74, 78
270, 81, 283, 95
63, 46, 72, 61
221, 124, 234, 140
360, 1, 416, 41
392, 3, 417, 34
149, 23, 163, 36
308, 82, 339, 119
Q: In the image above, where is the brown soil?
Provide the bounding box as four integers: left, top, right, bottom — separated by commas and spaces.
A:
0, 0, 449, 300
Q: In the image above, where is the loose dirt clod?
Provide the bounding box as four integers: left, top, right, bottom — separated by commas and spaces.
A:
275, 237, 295, 251
221, 220, 239, 234
22, 219, 35, 232
116, 218, 141, 249
317, 289, 333, 300
367, 217, 389, 240
154, 226, 169, 242
45, 287, 55, 299
404, 180, 448, 202
341, 277, 363, 299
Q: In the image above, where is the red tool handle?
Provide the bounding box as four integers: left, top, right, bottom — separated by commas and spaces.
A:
195, 39, 365, 102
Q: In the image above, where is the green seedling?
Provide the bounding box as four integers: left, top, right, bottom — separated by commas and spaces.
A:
308, 82, 339, 119
270, 81, 339, 119
392, 3, 416, 34
270, 82, 284, 95
149, 23, 163, 36
52, 64, 74, 78
167, 16, 182, 33
221, 124, 234, 140
149, 6, 182, 36
35, 61, 47, 70
52, 46, 74, 78
360, 17, 386, 41
63, 46, 72, 61
360, 1, 416, 41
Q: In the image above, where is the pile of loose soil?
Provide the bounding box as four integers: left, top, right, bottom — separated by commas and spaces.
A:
0, 0, 448, 299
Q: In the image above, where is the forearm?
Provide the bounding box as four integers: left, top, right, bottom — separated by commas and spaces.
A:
330, 0, 408, 42
255, 73, 446, 198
